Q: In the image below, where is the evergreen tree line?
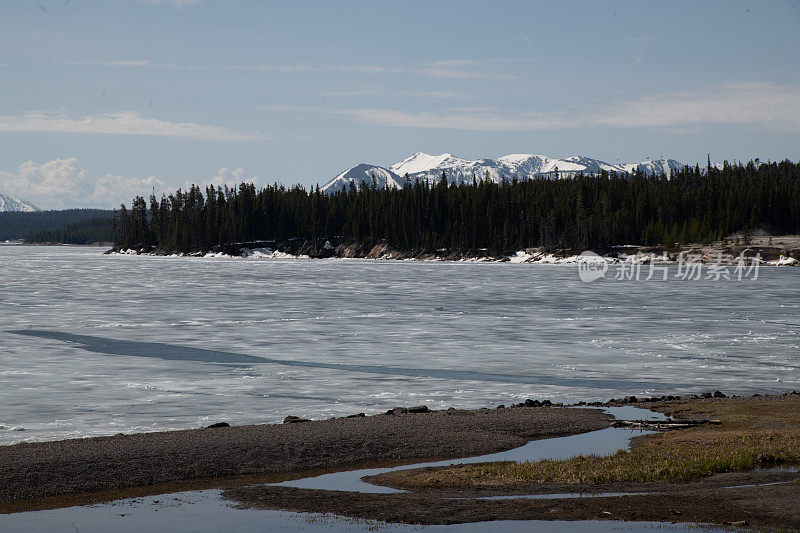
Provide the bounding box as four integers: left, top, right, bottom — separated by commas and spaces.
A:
0, 209, 114, 241
114, 159, 800, 254
25, 217, 115, 244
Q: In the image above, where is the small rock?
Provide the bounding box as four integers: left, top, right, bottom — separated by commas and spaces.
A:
700, 392, 713, 398
346, 413, 366, 418
389, 407, 408, 415
541, 400, 552, 406
713, 390, 727, 398
206, 422, 230, 429
496, 404, 505, 409
625, 395, 638, 403
408, 405, 430, 413
283, 416, 310, 423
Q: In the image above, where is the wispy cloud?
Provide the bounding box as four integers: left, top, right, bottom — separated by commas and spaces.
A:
322, 89, 469, 99
276, 83, 800, 133
259, 104, 321, 113
56, 59, 180, 69
625, 36, 655, 43
138, 0, 200, 8
0, 111, 266, 141
54, 58, 515, 80
519, 34, 532, 44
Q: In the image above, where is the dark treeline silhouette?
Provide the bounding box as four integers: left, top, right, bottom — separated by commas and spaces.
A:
26, 217, 114, 244
114, 159, 800, 254
0, 209, 114, 241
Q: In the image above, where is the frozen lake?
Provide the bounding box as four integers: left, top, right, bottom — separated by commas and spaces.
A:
1, 246, 798, 444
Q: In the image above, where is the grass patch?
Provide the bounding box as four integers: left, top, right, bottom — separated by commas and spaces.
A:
381, 396, 800, 488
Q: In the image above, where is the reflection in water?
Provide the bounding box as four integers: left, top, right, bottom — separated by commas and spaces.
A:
276, 407, 658, 494
0, 489, 721, 533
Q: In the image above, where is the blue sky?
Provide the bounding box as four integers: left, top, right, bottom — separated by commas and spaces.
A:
1, 0, 799, 208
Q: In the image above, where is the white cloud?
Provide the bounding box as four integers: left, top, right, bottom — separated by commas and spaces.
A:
0, 111, 265, 141
185, 167, 259, 191
91, 174, 167, 207
0, 158, 167, 209
329, 83, 800, 132
0, 160, 262, 209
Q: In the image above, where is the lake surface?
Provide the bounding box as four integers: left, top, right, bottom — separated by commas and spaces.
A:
1, 246, 798, 444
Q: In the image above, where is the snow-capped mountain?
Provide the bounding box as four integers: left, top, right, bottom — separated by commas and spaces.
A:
620, 159, 684, 177
320, 164, 406, 193
0, 193, 40, 212
321, 153, 684, 192
390, 152, 683, 184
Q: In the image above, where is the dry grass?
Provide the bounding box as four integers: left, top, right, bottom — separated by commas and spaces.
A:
380, 396, 800, 488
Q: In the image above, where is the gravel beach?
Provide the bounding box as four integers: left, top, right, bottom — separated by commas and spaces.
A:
0, 406, 611, 506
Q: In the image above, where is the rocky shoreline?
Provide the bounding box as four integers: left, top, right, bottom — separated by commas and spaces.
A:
108, 234, 800, 266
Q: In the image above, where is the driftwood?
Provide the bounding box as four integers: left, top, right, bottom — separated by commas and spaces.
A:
613, 419, 722, 430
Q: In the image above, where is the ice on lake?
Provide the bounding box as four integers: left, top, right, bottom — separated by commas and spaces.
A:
1, 246, 798, 443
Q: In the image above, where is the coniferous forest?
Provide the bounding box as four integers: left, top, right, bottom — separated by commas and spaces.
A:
0, 209, 114, 242
25, 217, 115, 245
113, 159, 800, 255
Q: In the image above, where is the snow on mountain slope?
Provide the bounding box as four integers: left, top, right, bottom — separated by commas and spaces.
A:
320, 164, 406, 193
620, 159, 683, 178
0, 193, 41, 212
321, 153, 684, 192
388, 153, 682, 185
390, 152, 507, 184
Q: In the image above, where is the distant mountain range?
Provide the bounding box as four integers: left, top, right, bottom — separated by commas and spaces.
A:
321, 153, 684, 193
0, 193, 40, 212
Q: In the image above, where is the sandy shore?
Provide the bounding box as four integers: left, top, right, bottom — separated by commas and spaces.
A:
0, 405, 610, 508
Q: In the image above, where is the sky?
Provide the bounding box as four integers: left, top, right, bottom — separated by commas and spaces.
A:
1, 0, 799, 209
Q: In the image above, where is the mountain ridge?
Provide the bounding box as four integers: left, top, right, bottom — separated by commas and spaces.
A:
321, 153, 684, 193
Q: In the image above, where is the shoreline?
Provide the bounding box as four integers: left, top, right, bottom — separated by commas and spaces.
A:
2, 393, 798, 529
0, 402, 611, 511
106, 234, 800, 266
225, 392, 800, 529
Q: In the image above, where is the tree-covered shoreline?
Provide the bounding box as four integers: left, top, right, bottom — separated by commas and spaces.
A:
113, 159, 800, 256
0, 209, 114, 243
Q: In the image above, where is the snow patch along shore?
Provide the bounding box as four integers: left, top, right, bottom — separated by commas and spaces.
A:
109, 246, 800, 266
